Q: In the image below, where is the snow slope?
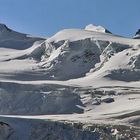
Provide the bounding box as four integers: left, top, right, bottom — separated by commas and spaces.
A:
0, 23, 139, 139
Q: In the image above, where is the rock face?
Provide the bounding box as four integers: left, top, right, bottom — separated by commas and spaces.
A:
0, 122, 13, 140
0, 118, 139, 140
133, 29, 140, 39
30, 121, 100, 140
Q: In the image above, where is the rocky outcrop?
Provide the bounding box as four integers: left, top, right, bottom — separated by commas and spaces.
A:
0, 122, 13, 140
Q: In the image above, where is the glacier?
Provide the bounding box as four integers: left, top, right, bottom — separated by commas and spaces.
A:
0, 23, 139, 140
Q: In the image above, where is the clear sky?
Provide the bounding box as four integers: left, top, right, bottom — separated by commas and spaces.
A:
0, 0, 140, 37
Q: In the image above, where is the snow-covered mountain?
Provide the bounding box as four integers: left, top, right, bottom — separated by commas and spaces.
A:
0, 23, 140, 140
85, 24, 111, 33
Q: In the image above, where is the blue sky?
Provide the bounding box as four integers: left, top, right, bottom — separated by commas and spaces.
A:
0, 0, 140, 37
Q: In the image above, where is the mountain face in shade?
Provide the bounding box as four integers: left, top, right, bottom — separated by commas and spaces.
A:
133, 28, 140, 39
0, 23, 12, 32
0, 23, 45, 49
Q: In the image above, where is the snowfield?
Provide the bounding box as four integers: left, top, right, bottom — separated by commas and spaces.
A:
0, 23, 139, 140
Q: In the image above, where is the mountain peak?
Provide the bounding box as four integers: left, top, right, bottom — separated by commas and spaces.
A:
0, 23, 12, 32
85, 24, 111, 33
133, 29, 140, 39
